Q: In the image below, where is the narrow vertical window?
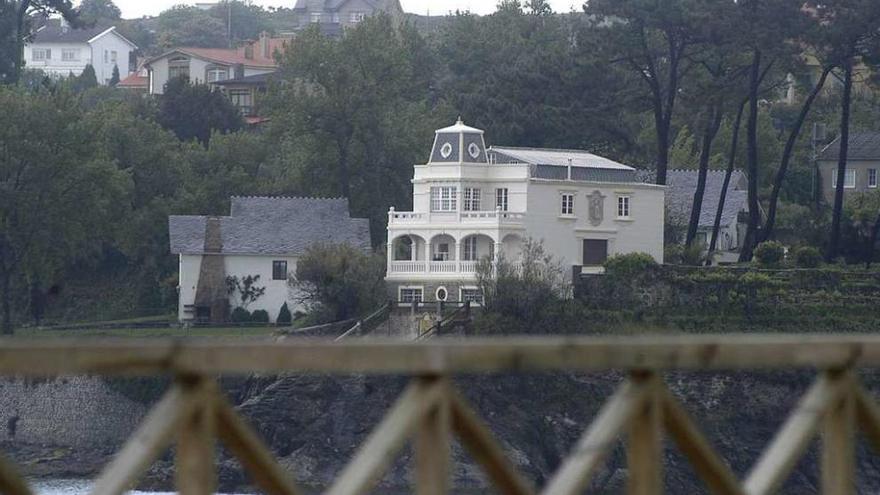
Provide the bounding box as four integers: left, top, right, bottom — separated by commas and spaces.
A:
462, 237, 478, 261
463, 188, 482, 211
869, 169, 877, 188
495, 188, 509, 211
272, 260, 288, 281
617, 196, 631, 219
561, 193, 575, 216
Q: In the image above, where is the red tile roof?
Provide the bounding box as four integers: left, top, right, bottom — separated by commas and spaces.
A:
117, 73, 148, 88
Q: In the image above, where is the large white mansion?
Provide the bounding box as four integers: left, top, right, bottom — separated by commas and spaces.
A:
385, 119, 665, 304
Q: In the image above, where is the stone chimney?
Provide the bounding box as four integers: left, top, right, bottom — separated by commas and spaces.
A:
259, 31, 270, 59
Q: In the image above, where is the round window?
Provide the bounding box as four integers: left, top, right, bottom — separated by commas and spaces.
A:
436, 287, 448, 302
440, 142, 453, 158
468, 142, 481, 159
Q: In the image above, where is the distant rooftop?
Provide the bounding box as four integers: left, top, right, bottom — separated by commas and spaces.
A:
820, 131, 880, 161
641, 169, 749, 229
169, 197, 371, 256
31, 19, 136, 48
490, 146, 636, 171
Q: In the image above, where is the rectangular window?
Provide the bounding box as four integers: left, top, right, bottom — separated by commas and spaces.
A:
110, 50, 117, 64
463, 187, 482, 211
460, 288, 484, 304
430, 186, 458, 212
495, 188, 509, 211
350, 12, 366, 23
617, 196, 631, 218
272, 261, 288, 281
870, 169, 877, 188
462, 237, 478, 261
400, 287, 423, 303
561, 193, 575, 216
62, 49, 80, 61
832, 169, 857, 189
310, 12, 322, 23
32, 48, 50, 61
206, 67, 229, 83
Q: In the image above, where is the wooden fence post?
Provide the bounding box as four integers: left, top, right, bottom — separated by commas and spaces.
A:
415, 378, 451, 495
627, 373, 663, 495
822, 372, 855, 495
175, 377, 217, 495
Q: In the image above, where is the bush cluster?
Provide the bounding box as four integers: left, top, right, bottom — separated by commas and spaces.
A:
754, 241, 785, 268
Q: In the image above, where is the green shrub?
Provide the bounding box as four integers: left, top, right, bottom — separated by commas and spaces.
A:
604, 252, 658, 277
251, 309, 270, 323
794, 246, 822, 268
277, 302, 293, 325
664, 244, 683, 265
230, 307, 252, 323
754, 241, 785, 268
680, 243, 706, 266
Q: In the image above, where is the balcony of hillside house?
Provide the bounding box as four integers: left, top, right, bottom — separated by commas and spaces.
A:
386, 232, 524, 277
388, 207, 526, 227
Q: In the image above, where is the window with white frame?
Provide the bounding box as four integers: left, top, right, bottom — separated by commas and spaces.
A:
832, 169, 856, 189
462, 237, 478, 261
310, 12, 323, 23
168, 56, 190, 80
460, 288, 483, 304
870, 169, 877, 188
617, 195, 631, 219
110, 51, 118, 64
463, 187, 482, 211
495, 188, 509, 211
561, 193, 575, 216
430, 186, 458, 212
61, 49, 80, 61
103, 50, 109, 63
399, 287, 423, 303
32, 48, 50, 61
206, 66, 229, 83
350, 11, 366, 23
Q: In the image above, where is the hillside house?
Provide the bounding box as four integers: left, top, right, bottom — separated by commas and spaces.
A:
385, 119, 665, 304
144, 32, 287, 95
292, 0, 403, 33
24, 19, 137, 84
169, 197, 371, 324
819, 131, 880, 204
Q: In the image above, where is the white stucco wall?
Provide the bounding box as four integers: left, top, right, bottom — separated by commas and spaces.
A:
524, 181, 665, 266
178, 254, 303, 323
24, 31, 133, 84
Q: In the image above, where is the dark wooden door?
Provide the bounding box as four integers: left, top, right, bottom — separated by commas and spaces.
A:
583, 239, 608, 266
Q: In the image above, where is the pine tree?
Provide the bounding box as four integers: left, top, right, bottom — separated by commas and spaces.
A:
109, 64, 120, 86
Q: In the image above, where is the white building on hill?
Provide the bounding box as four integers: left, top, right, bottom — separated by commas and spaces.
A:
169, 197, 371, 324
385, 119, 665, 304
24, 19, 137, 84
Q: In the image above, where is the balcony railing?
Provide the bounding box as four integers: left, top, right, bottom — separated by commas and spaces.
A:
389, 260, 486, 275
388, 208, 525, 226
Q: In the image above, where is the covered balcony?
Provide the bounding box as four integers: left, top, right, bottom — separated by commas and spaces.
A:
387, 233, 523, 277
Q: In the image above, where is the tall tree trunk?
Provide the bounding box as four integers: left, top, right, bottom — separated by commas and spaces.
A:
760, 66, 833, 243
11, 1, 31, 84
828, 59, 854, 262
1, 270, 12, 335
686, 102, 724, 247
707, 102, 747, 265
739, 48, 763, 262
867, 213, 880, 269
655, 112, 670, 186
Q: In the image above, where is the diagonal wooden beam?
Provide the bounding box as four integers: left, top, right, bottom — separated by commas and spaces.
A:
215, 393, 305, 495
325, 377, 446, 495
541, 379, 652, 495
743, 372, 848, 495
0, 452, 33, 495
90, 383, 202, 495
854, 385, 880, 455
449, 389, 535, 495
660, 387, 744, 495
627, 374, 663, 495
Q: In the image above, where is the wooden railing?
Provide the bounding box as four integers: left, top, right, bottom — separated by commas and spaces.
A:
3, 334, 880, 494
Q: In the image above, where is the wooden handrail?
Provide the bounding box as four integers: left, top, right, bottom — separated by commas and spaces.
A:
0, 334, 876, 376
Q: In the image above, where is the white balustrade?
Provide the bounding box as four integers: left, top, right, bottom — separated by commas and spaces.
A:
459, 261, 479, 273
389, 261, 427, 273
429, 261, 458, 273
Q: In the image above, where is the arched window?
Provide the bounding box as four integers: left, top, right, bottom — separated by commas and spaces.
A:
394, 236, 414, 261
168, 56, 190, 81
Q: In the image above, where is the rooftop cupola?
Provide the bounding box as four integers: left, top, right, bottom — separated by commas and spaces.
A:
428, 117, 488, 165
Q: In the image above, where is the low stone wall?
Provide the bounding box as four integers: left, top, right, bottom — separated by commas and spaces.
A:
0, 376, 147, 448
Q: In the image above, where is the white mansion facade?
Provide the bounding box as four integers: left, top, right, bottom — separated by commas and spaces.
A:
385, 119, 665, 303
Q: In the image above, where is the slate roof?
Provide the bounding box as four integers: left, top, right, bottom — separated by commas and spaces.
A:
819, 132, 880, 161
31, 20, 135, 47
490, 146, 635, 171
532, 165, 637, 183
169, 197, 371, 256
646, 170, 749, 229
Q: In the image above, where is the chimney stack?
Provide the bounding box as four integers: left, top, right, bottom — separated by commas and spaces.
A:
259, 31, 270, 59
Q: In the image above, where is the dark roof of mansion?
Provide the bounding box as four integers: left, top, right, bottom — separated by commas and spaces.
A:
293, 0, 402, 12
169, 197, 371, 256
819, 132, 880, 161
31, 19, 134, 46
641, 169, 749, 228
